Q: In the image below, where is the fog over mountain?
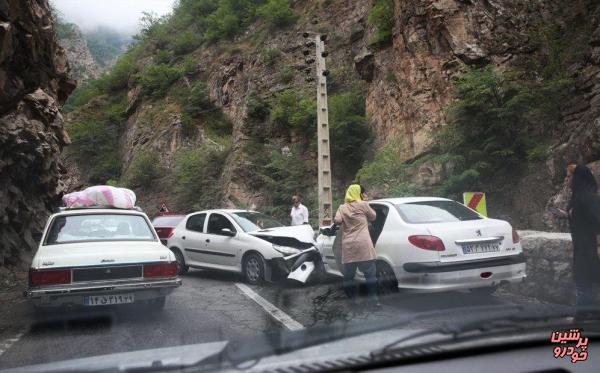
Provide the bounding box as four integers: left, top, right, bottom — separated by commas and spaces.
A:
52, 0, 176, 36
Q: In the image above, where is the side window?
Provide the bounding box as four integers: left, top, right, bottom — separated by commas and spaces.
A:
368, 204, 389, 245
207, 213, 236, 235
186, 214, 206, 233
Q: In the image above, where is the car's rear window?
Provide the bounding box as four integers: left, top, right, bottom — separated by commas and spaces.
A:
45, 214, 156, 245
395, 200, 483, 224
152, 215, 184, 226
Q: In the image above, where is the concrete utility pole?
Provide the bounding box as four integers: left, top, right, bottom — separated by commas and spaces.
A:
314, 35, 332, 226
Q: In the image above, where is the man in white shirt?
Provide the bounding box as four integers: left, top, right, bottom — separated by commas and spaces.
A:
290, 195, 309, 226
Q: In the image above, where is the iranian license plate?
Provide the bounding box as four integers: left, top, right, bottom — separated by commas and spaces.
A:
462, 243, 500, 254
84, 294, 135, 306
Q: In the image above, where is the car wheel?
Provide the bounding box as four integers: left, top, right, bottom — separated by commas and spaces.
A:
376, 262, 398, 296
243, 253, 265, 285
469, 285, 498, 296
171, 248, 188, 275
147, 296, 166, 312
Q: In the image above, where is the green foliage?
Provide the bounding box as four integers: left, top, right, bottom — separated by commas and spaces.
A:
174, 147, 229, 211
185, 82, 213, 116
203, 0, 262, 43
367, 0, 394, 48
261, 48, 281, 67
96, 47, 140, 92
270, 90, 316, 136
258, 145, 316, 222
172, 31, 202, 55
277, 67, 294, 84
139, 63, 183, 98
257, 0, 297, 29
126, 152, 163, 189
85, 27, 128, 68
328, 91, 370, 176
246, 92, 270, 121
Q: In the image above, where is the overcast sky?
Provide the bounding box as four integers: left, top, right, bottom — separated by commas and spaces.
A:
52, 0, 176, 35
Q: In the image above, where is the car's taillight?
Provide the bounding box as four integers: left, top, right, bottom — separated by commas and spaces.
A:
512, 228, 520, 244
29, 269, 71, 287
143, 262, 178, 278
408, 235, 446, 251
167, 229, 175, 239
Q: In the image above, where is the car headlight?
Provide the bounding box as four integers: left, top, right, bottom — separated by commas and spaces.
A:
272, 244, 300, 256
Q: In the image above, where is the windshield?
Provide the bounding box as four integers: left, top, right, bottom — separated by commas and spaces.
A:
229, 212, 284, 232
44, 214, 156, 244
395, 200, 483, 224
151, 215, 184, 226
3, 0, 599, 371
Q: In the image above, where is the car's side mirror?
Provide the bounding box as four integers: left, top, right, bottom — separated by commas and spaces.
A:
220, 228, 236, 237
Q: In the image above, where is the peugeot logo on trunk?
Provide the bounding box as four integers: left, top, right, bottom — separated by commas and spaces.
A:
476, 229, 482, 237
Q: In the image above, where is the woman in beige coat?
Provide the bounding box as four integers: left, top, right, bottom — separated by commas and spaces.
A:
333, 184, 379, 307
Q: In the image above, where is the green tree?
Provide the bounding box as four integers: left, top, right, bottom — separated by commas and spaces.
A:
257, 0, 297, 29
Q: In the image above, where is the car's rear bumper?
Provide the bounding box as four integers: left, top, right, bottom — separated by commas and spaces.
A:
24, 278, 182, 307
396, 254, 526, 290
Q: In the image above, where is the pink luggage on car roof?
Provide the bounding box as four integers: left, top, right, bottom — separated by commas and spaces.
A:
62, 185, 136, 209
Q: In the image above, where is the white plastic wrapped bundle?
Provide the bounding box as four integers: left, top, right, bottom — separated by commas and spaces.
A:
62, 186, 137, 209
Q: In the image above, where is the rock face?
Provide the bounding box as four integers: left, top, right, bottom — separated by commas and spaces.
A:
511, 231, 600, 305
0, 0, 74, 268
57, 22, 100, 83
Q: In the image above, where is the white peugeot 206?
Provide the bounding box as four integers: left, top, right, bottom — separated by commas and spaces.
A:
25, 207, 182, 314
167, 209, 318, 284
316, 197, 526, 294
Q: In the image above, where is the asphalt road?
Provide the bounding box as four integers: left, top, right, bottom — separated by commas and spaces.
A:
0, 270, 541, 370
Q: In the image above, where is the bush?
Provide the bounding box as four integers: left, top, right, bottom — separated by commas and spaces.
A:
246, 92, 270, 121
328, 91, 370, 176
174, 147, 229, 211
139, 63, 183, 98
261, 48, 281, 67
203, 0, 261, 43
172, 31, 202, 55
185, 82, 213, 116
270, 90, 316, 136
277, 67, 294, 84
96, 49, 139, 92
257, 0, 297, 29
126, 152, 162, 189
367, 0, 394, 48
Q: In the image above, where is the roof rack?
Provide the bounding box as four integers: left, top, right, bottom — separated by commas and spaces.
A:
56, 206, 144, 212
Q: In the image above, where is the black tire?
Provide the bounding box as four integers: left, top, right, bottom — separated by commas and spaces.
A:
147, 296, 166, 312
171, 248, 188, 275
469, 285, 498, 296
243, 252, 265, 285
376, 262, 398, 296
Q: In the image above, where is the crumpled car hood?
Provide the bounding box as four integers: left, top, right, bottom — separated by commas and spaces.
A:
249, 224, 315, 248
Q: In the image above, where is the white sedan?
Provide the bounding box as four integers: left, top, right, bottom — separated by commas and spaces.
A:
25, 208, 182, 313
166, 209, 318, 284
316, 197, 526, 294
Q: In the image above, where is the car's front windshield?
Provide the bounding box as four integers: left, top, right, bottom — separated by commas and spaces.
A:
45, 214, 156, 244
395, 200, 483, 224
229, 212, 284, 232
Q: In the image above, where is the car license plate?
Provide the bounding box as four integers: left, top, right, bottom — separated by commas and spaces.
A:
462, 243, 500, 254
84, 294, 135, 306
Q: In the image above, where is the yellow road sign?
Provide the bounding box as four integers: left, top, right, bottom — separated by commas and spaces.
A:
463, 192, 487, 217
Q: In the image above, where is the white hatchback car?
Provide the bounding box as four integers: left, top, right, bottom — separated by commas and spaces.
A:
316, 197, 526, 294
25, 208, 182, 313
167, 209, 317, 284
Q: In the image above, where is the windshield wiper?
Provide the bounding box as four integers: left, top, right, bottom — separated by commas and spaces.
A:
370, 304, 600, 359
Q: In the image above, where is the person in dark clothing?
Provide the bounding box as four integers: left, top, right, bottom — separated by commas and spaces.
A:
567, 164, 600, 307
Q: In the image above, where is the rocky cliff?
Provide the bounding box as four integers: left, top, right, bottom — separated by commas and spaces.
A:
56, 21, 100, 83
64, 0, 600, 229
0, 0, 74, 272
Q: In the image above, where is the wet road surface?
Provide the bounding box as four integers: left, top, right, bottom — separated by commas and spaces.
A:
0, 270, 540, 370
